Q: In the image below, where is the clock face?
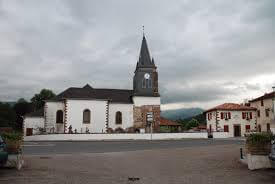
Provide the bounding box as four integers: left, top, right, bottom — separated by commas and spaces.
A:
144, 73, 150, 79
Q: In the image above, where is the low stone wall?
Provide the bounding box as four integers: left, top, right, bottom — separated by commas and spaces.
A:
212, 132, 231, 138
24, 132, 208, 141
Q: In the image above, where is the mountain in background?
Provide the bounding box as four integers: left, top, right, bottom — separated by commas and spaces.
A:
161, 107, 204, 121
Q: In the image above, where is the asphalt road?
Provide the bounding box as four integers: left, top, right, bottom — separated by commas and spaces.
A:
23, 139, 244, 155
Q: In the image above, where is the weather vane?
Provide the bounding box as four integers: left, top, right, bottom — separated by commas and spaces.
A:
142, 25, 145, 37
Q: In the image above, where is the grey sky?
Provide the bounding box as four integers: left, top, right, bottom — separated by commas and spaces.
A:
0, 0, 274, 110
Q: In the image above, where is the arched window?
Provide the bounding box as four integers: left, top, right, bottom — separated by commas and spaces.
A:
83, 109, 91, 124
115, 111, 122, 125
142, 78, 152, 88
56, 110, 63, 124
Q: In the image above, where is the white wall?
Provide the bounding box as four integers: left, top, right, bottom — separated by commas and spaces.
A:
212, 132, 230, 138
206, 110, 257, 137
66, 99, 107, 133
45, 101, 65, 133
24, 132, 208, 141
250, 98, 275, 131
108, 103, 134, 130
24, 117, 45, 136
133, 96, 161, 106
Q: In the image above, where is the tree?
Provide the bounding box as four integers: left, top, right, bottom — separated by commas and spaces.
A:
0, 102, 16, 128
13, 98, 33, 130
31, 89, 56, 110
185, 118, 199, 130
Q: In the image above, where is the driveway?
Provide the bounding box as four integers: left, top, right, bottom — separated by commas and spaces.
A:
0, 140, 274, 184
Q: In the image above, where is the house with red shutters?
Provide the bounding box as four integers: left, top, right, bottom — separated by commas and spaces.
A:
205, 103, 257, 137
249, 89, 275, 133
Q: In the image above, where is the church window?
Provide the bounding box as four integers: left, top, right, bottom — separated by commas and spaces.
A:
116, 111, 122, 124
142, 78, 152, 88
56, 110, 63, 124
83, 109, 91, 124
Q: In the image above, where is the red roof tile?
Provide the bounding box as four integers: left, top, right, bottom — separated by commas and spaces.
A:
159, 117, 181, 126
204, 103, 256, 113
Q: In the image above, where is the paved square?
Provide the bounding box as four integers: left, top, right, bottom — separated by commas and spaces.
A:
0, 143, 274, 184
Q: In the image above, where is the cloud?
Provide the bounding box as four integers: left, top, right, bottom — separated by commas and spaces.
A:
0, 0, 274, 109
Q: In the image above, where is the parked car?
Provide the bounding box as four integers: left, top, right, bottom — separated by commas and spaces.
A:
0, 135, 8, 166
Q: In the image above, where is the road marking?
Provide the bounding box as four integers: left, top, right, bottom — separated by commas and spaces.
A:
23, 144, 55, 147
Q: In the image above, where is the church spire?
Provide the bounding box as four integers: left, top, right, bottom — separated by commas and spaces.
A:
138, 35, 154, 66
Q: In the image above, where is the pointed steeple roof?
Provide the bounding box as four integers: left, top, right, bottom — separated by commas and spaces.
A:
138, 35, 154, 66
83, 84, 93, 90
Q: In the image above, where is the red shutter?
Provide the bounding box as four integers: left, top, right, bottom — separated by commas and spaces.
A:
224, 125, 229, 132
221, 112, 224, 119
249, 112, 252, 119
228, 112, 231, 119
245, 125, 250, 131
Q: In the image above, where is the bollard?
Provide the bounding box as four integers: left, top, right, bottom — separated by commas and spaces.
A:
240, 148, 243, 159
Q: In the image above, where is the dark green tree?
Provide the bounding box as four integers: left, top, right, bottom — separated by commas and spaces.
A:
185, 118, 199, 130
13, 98, 33, 130
0, 102, 16, 128
31, 89, 56, 110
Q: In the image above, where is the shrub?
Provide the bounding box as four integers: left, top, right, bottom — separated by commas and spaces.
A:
1, 131, 23, 154
246, 132, 274, 155
114, 127, 125, 133
1, 131, 23, 142
246, 132, 274, 145
125, 127, 135, 133
107, 128, 114, 133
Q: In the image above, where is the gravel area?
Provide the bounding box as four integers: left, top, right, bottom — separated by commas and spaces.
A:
0, 144, 274, 184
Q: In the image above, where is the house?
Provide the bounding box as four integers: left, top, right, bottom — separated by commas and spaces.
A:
159, 117, 182, 132
205, 103, 257, 137
24, 35, 161, 136
249, 88, 275, 133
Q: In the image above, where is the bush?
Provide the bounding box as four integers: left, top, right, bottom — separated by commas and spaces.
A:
107, 128, 114, 133
1, 132, 23, 142
125, 127, 135, 133
246, 132, 274, 145
114, 127, 125, 133
1, 132, 23, 154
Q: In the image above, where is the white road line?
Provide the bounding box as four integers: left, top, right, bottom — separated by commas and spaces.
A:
23, 144, 55, 147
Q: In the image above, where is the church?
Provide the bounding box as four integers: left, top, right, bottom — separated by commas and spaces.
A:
24, 35, 161, 135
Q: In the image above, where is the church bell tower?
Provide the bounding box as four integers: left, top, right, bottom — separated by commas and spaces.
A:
133, 35, 161, 133
133, 35, 159, 97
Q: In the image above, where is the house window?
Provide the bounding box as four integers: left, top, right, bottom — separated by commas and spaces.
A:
224, 125, 229, 132
249, 112, 253, 119
83, 109, 91, 124
257, 110, 260, 117
245, 125, 250, 132
221, 112, 224, 119
265, 109, 270, 117
115, 111, 122, 124
208, 112, 212, 120
258, 125, 261, 132
56, 110, 63, 124
261, 99, 264, 106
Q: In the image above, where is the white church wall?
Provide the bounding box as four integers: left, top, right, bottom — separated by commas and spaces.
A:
66, 99, 107, 133
45, 101, 65, 133
24, 132, 208, 141
24, 117, 45, 136
133, 96, 161, 107
108, 103, 134, 130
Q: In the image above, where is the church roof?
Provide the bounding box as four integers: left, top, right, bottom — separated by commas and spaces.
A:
51, 84, 133, 104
